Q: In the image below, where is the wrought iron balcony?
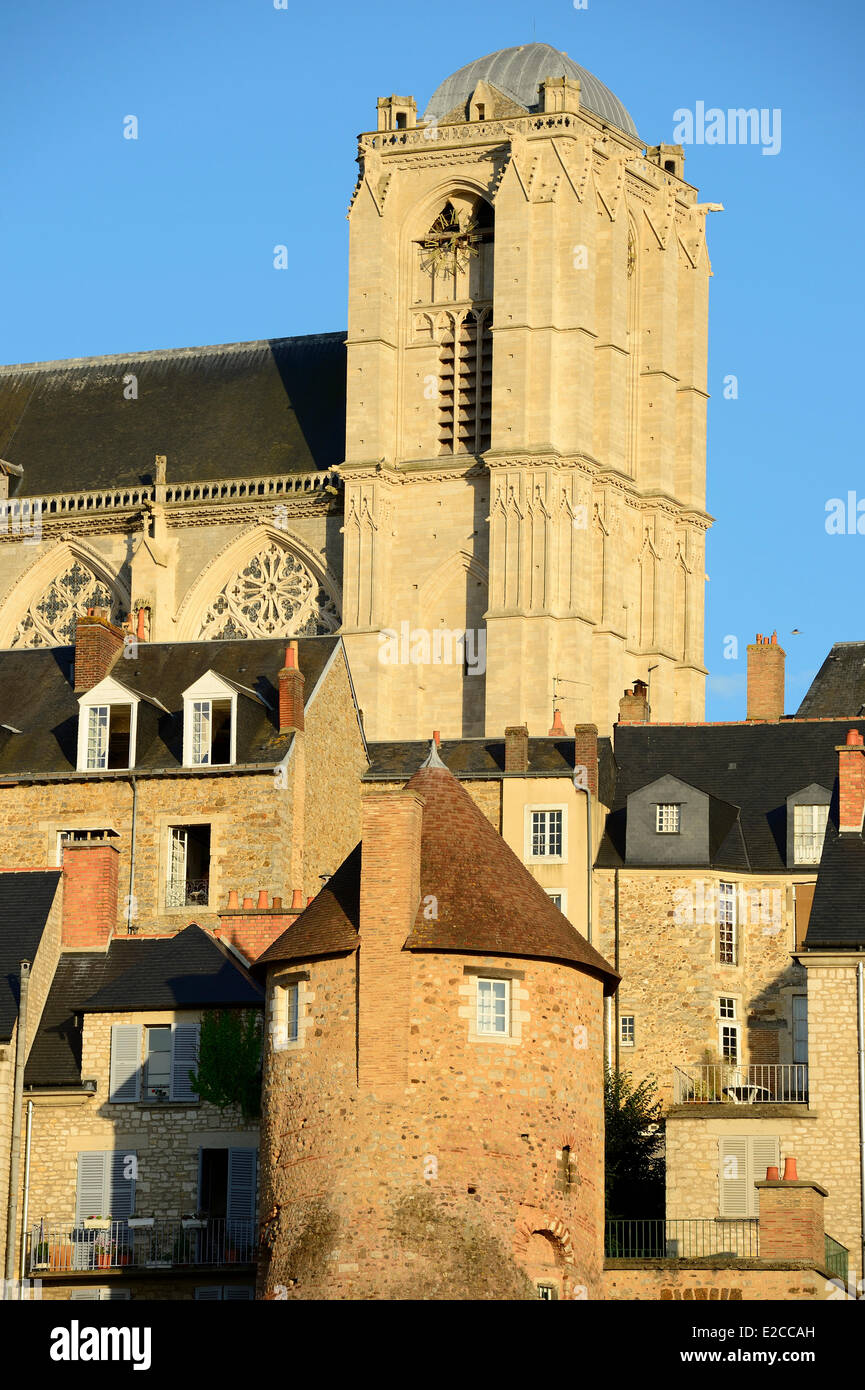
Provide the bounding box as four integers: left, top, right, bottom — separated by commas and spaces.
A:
28, 1218, 255, 1274
165, 876, 210, 908
605, 1219, 760, 1260
673, 1063, 808, 1105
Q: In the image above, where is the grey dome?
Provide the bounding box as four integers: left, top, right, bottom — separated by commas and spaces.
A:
423, 42, 637, 138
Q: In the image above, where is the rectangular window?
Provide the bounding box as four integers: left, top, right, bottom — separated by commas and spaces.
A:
85, 704, 132, 770
655, 804, 681, 833
530, 810, 563, 858
793, 804, 829, 864
190, 699, 233, 767
718, 882, 737, 964
620, 1015, 635, 1047
720, 1025, 740, 1064
544, 890, 564, 912
719, 996, 736, 1019
284, 983, 299, 1044
477, 978, 509, 1036
144, 1026, 172, 1101
86, 706, 109, 770
166, 824, 211, 908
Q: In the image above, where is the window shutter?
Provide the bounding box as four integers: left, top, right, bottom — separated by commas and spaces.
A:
195, 1286, 222, 1301
69, 1289, 100, 1301
227, 1148, 257, 1223
76, 1152, 108, 1223
109, 1150, 136, 1218
171, 1024, 200, 1101
718, 1136, 749, 1218
223, 1286, 255, 1300
101, 1289, 131, 1300
749, 1137, 780, 1218
109, 1025, 141, 1102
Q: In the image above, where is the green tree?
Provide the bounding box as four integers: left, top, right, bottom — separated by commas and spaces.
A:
604, 1068, 665, 1219
190, 1008, 263, 1122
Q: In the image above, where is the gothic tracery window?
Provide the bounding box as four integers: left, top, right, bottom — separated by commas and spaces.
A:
198, 543, 339, 640
11, 561, 124, 648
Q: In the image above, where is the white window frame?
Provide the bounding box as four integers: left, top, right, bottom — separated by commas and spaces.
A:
717, 882, 737, 964
476, 977, 510, 1037
271, 976, 309, 1052
164, 822, 212, 911
793, 804, 829, 865
77, 679, 140, 772
655, 803, 681, 834
109, 1022, 199, 1104
543, 888, 567, 915
182, 672, 238, 768
620, 1014, 635, 1047
525, 805, 567, 864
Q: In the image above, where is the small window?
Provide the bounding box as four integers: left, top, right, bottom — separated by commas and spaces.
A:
620, 1015, 635, 1047
145, 1026, 172, 1101
395, 111, 407, 129
544, 889, 566, 913
282, 983, 299, 1045
717, 883, 737, 964
655, 803, 680, 834
664, 159, 676, 173
477, 978, 509, 1036
475, 103, 485, 120
530, 810, 563, 858
166, 824, 211, 908
191, 699, 233, 767
719, 996, 736, 1019
793, 804, 829, 864
536, 1283, 558, 1300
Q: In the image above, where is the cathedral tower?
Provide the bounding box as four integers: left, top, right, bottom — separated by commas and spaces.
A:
340, 43, 715, 739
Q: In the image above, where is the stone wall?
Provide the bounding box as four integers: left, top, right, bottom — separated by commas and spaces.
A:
604, 1262, 830, 1300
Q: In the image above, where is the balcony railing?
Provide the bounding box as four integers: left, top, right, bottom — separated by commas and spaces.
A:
825, 1234, 849, 1283
673, 1064, 808, 1105
28, 1219, 256, 1275
165, 877, 210, 909
605, 1219, 760, 1260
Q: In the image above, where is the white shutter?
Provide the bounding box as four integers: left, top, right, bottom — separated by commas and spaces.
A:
171, 1024, 200, 1101
195, 1286, 222, 1300
223, 1286, 255, 1301
76, 1152, 108, 1223
718, 1136, 749, 1218
227, 1149, 257, 1223
749, 1137, 780, 1219
109, 1025, 141, 1102
109, 1151, 136, 1218
69, 1289, 100, 1301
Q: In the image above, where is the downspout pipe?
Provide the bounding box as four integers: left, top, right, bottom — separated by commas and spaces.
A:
857, 960, 865, 1289
19, 1101, 32, 1294
614, 869, 620, 1075
4, 959, 30, 1284
126, 774, 138, 934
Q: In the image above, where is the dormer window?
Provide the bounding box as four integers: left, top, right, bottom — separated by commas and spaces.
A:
77, 679, 142, 771
182, 673, 241, 768
655, 803, 681, 834
793, 804, 829, 864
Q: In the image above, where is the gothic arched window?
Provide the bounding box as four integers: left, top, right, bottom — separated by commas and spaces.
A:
197, 542, 339, 640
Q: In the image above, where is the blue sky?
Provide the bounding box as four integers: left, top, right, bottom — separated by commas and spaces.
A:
2, 0, 862, 719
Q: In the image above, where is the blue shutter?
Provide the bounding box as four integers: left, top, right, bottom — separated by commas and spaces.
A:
109, 1150, 136, 1218
226, 1149, 257, 1222
223, 1286, 255, 1300
195, 1286, 222, 1300
171, 1024, 200, 1101
109, 1025, 141, 1102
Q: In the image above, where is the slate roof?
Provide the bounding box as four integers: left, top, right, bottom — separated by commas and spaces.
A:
804, 820, 865, 950
25, 926, 263, 1088
797, 643, 865, 718
0, 334, 346, 498
259, 757, 618, 993
0, 870, 61, 1041
597, 719, 865, 873
0, 636, 340, 777
365, 736, 617, 801
423, 43, 638, 137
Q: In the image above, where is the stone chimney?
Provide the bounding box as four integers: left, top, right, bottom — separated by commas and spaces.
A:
618, 680, 649, 724
837, 728, 865, 833
574, 724, 599, 797
73, 610, 125, 693
754, 1174, 827, 1267
504, 725, 529, 773
747, 632, 785, 721
278, 641, 305, 733
61, 839, 120, 948
357, 790, 423, 1100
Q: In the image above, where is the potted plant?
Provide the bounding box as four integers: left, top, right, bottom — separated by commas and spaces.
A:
49, 1242, 73, 1271
32, 1240, 50, 1269
83, 1213, 112, 1230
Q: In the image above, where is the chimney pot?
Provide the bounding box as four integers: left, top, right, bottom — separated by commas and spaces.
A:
243, 896, 255, 910
227, 889, 240, 910
271, 895, 282, 911
290, 888, 304, 911
548, 709, 566, 736
433, 729, 441, 747
257, 888, 269, 909
618, 683, 649, 724
783, 1155, 798, 1181
846, 729, 863, 746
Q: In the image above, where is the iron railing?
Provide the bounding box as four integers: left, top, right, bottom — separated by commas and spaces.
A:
28, 1219, 256, 1274
165, 877, 210, 908
825, 1234, 849, 1283
605, 1219, 760, 1260
673, 1064, 808, 1105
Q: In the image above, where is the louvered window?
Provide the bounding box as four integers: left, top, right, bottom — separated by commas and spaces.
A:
719, 1136, 779, 1217
109, 1023, 199, 1103
437, 314, 492, 456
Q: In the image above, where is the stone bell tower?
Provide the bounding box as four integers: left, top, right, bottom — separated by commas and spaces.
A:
340, 44, 716, 741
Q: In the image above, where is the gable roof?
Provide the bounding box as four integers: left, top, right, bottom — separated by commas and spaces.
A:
0, 636, 341, 778
24, 925, 263, 1087
0, 870, 61, 1040
598, 719, 865, 873
797, 643, 865, 718
0, 334, 347, 498
259, 759, 618, 993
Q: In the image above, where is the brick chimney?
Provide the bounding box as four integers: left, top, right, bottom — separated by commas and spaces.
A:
746, 631, 785, 721
754, 1175, 827, 1267
73, 609, 125, 693
618, 680, 649, 724
837, 729, 865, 833
505, 725, 529, 773
61, 839, 120, 948
216, 889, 298, 962
357, 790, 423, 1100
574, 724, 599, 797
278, 641, 305, 733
